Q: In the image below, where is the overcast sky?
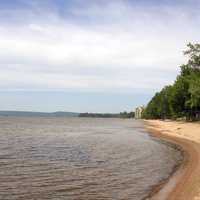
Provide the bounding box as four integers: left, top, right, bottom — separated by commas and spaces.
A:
0, 0, 200, 112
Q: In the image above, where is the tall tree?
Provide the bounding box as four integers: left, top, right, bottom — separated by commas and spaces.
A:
143, 43, 200, 121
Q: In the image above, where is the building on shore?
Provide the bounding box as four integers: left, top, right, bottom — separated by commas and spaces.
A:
135, 106, 145, 119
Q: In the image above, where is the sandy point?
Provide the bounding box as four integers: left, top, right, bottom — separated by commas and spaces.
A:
144, 120, 200, 200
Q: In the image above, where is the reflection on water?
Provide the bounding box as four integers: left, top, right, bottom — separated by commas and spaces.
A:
0, 117, 182, 200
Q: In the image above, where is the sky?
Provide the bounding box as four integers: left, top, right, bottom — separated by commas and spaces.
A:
0, 0, 200, 112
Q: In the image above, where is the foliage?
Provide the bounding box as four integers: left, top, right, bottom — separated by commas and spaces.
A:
143, 43, 200, 121
79, 111, 135, 118
119, 111, 135, 118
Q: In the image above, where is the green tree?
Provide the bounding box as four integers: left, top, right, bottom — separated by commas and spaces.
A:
143, 43, 200, 121
183, 43, 200, 70
169, 76, 190, 118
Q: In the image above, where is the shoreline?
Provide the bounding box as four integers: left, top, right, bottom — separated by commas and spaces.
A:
144, 120, 200, 200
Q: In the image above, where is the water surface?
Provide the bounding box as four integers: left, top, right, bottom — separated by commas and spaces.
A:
0, 117, 183, 200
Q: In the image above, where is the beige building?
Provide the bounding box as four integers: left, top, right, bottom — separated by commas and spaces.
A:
135, 106, 145, 119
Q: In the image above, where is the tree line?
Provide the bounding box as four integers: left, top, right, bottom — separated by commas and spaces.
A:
143, 43, 200, 121
79, 111, 135, 118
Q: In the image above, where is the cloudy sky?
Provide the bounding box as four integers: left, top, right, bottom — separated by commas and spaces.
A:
0, 0, 200, 112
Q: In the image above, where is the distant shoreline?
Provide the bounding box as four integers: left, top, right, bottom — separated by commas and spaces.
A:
0, 111, 79, 117
0, 111, 135, 119
145, 120, 200, 200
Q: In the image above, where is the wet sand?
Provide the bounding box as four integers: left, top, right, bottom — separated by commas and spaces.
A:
145, 120, 200, 200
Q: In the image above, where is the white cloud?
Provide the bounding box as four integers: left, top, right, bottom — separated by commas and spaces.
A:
0, 0, 199, 93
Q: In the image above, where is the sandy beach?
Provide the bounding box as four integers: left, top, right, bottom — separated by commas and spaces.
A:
145, 120, 200, 200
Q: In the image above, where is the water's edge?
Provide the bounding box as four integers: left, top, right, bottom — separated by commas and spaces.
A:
143, 123, 187, 200
0, 117, 185, 200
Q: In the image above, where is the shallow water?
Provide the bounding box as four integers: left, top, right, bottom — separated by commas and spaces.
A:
0, 117, 183, 200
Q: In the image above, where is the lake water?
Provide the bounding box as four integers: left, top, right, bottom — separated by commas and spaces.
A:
0, 117, 183, 200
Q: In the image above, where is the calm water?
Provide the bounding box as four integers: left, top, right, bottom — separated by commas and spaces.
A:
0, 117, 183, 200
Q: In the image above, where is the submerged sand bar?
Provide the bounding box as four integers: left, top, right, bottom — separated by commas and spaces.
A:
145, 120, 200, 200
